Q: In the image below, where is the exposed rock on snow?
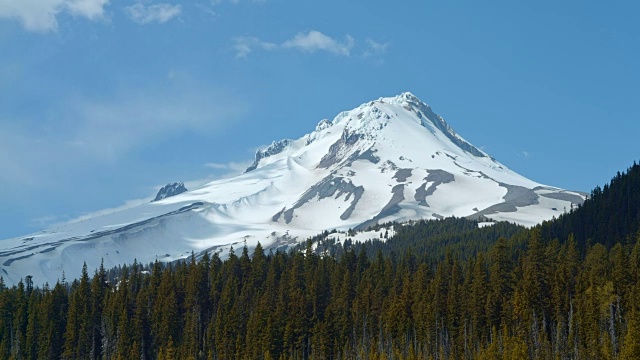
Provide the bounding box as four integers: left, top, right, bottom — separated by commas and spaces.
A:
153, 182, 188, 202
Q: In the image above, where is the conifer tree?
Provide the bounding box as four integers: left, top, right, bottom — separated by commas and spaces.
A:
470, 252, 488, 344
90, 260, 107, 359
24, 290, 40, 360
620, 307, 640, 359
486, 237, 512, 329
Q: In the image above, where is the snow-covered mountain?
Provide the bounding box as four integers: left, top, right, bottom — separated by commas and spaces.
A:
0, 92, 585, 285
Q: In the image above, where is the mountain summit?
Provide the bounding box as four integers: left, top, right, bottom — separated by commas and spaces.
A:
0, 93, 585, 285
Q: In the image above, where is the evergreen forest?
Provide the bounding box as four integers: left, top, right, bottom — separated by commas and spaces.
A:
1, 162, 640, 359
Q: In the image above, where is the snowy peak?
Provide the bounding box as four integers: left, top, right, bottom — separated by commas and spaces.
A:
242, 93, 413, 172
0, 92, 587, 286
246, 92, 488, 173
377, 92, 487, 158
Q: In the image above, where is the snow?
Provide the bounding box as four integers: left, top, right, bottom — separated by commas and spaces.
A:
478, 222, 496, 228
0, 92, 585, 286
323, 226, 397, 244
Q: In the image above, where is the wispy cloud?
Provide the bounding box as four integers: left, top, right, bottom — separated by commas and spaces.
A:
365, 38, 389, 54
204, 162, 229, 170
29, 215, 61, 229
204, 160, 253, 181
124, 3, 182, 24
68, 86, 246, 160
233, 31, 390, 59
210, 0, 265, 4
205, 161, 252, 174
0, 0, 109, 32
0, 79, 247, 190
198, 0, 266, 17
283, 31, 354, 56
233, 37, 277, 58
196, 3, 218, 17
63, 197, 153, 226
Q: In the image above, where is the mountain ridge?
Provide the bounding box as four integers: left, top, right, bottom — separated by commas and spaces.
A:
0, 92, 585, 285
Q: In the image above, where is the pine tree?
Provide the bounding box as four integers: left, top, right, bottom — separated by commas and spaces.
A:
183, 253, 205, 359
470, 252, 488, 344
24, 290, 40, 360
520, 229, 551, 325
486, 237, 512, 329
132, 286, 150, 360
620, 307, 640, 359
90, 260, 107, 359
63, 284, 80, 360
76, 263, 93, 359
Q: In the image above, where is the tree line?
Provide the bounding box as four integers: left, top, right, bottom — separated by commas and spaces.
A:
1, 230, 640, 359
0, 161, 639, 359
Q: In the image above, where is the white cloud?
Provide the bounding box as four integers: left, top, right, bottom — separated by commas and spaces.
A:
203, 160, 253, 181
62, 197, 153, 226
124, 3, 181, 24
205, 161, 251, 173
233, 36, 277, 58
29, 215, 60, 229
210, 0, 264, 4
183, 178, 215, 191
226, 161, 252, 172
196, 3, 217, 17
365, 38, 389, 54
233, 30, 355, 58
204, 162, 229, 170
198, 0, 265, 17
0, 0, 109, 32
283, 30, 354, 56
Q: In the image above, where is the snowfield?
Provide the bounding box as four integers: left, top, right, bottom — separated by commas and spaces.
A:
0, 92, 585, 285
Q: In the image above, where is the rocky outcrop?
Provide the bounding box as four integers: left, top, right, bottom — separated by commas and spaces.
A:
153, 182, 188, 202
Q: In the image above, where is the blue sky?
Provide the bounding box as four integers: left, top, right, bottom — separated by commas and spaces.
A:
1, 0, 638, 238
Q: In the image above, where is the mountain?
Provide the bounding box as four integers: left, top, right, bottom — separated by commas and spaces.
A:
0, 92, 585, 285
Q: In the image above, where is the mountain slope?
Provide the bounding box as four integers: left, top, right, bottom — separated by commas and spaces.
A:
0, 92, 585, 285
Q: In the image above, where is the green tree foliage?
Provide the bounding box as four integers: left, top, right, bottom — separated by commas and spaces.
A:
0, 232, 638, 359
540, 161, 640, 250
0, 161, 638, 359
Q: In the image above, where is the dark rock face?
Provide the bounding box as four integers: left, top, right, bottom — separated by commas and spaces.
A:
393, 169, 413, 182
318, 129, 362, 169
536, 189, 586, 205
273, 175, 365, 223
470, 183, 540, 218
245, 139, 293, 172
356, 184, 405, 230
414, 169, 456, 206
153, 182, 188, 202
345, 148, 380, 166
